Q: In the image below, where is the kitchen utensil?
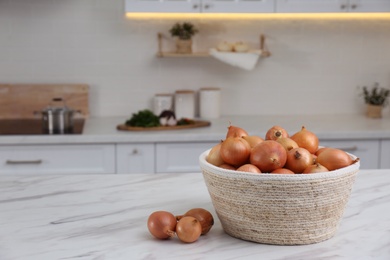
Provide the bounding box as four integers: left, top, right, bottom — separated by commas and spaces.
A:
35, 98, 81, 134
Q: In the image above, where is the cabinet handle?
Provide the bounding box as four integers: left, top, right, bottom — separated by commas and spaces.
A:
340, 4, 347, 9
193, 4, 198, 9
132, 149, 138, 155
334, 146, 358, 152
350, 4, 357, 9
204, 4, 210, 9
6, 159, 43, 165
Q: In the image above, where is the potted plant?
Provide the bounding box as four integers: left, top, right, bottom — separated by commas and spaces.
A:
169, 22, 198, 54
361, 82, 390, 118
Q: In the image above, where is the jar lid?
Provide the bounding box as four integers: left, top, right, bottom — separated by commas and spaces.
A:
200, 87, 220, 91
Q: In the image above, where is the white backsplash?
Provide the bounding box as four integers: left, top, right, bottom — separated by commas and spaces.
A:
0, 1, 389, 117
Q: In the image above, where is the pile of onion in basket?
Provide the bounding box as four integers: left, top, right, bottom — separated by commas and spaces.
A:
207, 125, 359, 174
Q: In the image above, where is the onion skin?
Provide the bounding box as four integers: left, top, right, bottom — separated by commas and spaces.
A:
250, 140, 287, 173
265, 125, 289, 140
176, 216, 202, 243
206, 142, 224, 166
303, 163, 329, 174
276, 137, 299, 152
271, 168, 295, 174
236, 164, 262, 173
226, 124, 248, 138
285, 147, 314, 173
177, 208, 214, 235
220, 137, 251, 166
317, 148, 353, 171
147, 211, 177, 240
242, 135, 264, 148
291, 126, 319, 154
219, 163, 236, 170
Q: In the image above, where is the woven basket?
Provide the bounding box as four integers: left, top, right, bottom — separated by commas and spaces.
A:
199, 149, 360, 245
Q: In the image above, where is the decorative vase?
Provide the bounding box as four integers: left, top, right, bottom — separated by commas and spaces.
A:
366, 104, 382, 118
176, 39, 192, 54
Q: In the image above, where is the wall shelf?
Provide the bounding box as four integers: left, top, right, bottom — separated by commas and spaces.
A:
156, 33, 271, 58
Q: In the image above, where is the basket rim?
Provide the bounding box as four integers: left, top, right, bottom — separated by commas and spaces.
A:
199, 148, 360, 180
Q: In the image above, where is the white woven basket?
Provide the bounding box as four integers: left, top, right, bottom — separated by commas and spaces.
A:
199, 149, 360, 245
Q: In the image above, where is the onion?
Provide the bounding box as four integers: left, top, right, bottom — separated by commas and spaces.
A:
242, 135, 264, 148
303, 163, 329, 174
315, 147, 328, 156
206, 142, 224, 166
236, 164, 261, 173
291, 126, 319, 154
285, 147, 314, 173
271, 168, 295, 174
250, 140, 287, 173
177, 208, 214, 235
317, 148, 353, 171
147, 211, 176, 239
226, 123, 248, 138
175, 216, 202, 243
265, 125, 289, 140
276, 137, 299, 152
220, 136, 251, 166
219, 163, 236, 170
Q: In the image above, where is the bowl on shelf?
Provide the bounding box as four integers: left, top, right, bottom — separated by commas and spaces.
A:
199, 149, 360, 245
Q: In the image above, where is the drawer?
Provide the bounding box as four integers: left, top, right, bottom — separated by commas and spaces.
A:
0, 144, 116, 174
156, 142, 218, 173
116, 143, 155, 174
319, 139, 380, 169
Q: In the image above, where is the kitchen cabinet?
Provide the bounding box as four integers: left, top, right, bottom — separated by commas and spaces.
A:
380, 139, 390, 169
116, 143, 155, 174
156, 142, 218, 173
319, 139, 380, 169
276, 0, 390, 13
0, 144, 116, 175
125, 0, 275, 13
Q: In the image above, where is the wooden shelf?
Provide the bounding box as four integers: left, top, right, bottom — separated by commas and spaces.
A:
156, 33, 271, 58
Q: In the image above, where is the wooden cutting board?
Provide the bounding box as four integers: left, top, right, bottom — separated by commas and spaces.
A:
117, 120, 211, 131
0, 84, 89, 119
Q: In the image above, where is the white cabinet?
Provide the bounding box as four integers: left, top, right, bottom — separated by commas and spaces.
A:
276, 0, 390, 13
156, 142, 217, 173
125, 0, 275, 13
0, 144, 116, 174
380, 140, 390, 169
116, 144, 155, 174
319, 139, 380, 169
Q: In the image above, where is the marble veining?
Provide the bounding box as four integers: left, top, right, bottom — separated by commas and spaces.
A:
0, 170, 389, 260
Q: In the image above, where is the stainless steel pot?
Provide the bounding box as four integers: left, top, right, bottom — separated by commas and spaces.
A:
35, 98, 80, 134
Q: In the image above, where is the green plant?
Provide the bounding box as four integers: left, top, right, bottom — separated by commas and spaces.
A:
361, 83, 390, 107
169, 22, 198, 40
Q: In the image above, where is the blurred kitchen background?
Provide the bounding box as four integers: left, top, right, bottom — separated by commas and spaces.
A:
0, 0, 389, 117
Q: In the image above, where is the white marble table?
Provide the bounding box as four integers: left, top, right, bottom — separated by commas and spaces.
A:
0, 170, 389, 260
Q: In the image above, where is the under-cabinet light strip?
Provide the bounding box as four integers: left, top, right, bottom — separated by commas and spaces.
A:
126, 13, 390, 20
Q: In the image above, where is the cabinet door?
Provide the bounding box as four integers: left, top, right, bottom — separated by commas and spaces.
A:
276, 0, 347, 12
319, 139, 380, 169
156, 142, 218, 173
350, 0, 390, 12
202, 0, 275, 13
125, 0, 201, 13
380, 140, 390, 169
0, 144, 116, 174
116, 144, 155, 174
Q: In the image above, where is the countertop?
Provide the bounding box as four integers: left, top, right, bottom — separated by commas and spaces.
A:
1, 114, 390, 145
0, 170, 389, 260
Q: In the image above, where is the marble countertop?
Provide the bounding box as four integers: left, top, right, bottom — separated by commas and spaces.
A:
1, 114, 390, 145
0, 170, 389, 260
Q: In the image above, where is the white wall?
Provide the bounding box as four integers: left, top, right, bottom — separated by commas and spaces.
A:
0, 0, 389, 117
